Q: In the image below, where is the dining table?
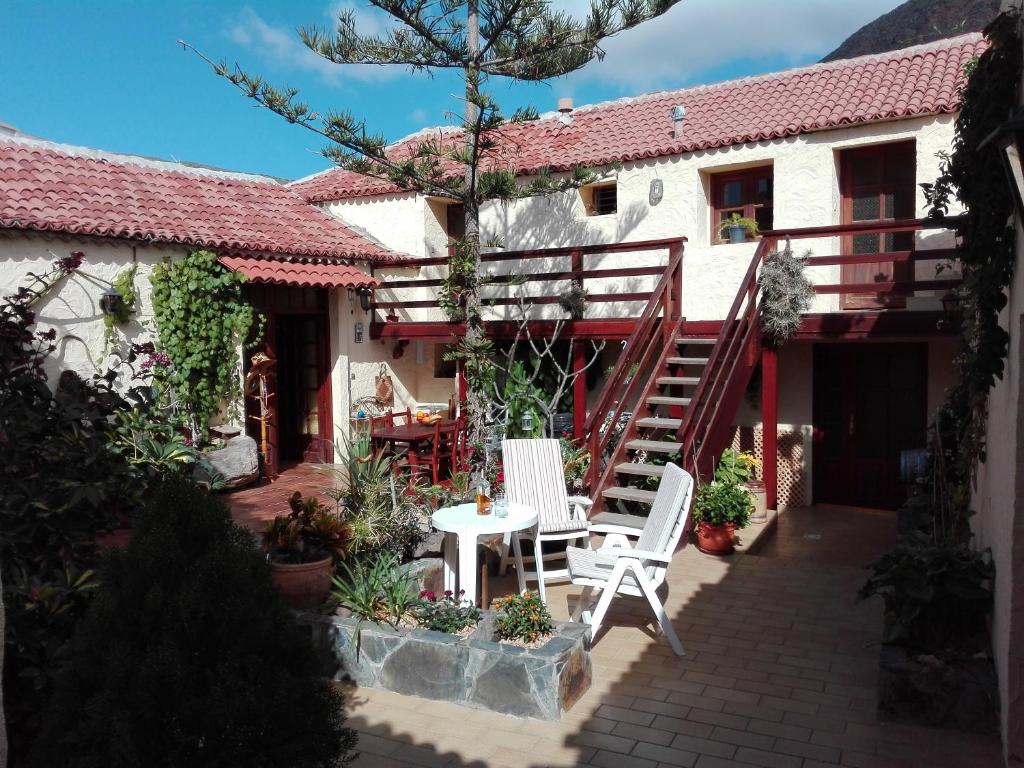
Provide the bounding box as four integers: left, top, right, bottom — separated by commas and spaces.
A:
370, 417, 457, 477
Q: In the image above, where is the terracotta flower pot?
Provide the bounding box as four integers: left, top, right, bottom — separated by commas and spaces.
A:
270, 555, 334, 609
695, 521, 736, 555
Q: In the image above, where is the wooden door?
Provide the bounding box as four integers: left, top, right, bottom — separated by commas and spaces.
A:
813, 343, 927, 509
275, 314, 332, 464
840, 142, 916, 309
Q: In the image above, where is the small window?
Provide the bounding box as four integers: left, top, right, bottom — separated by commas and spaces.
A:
583, 183, 617, 216
711, 167, 773, 242
434, 344, 456, 379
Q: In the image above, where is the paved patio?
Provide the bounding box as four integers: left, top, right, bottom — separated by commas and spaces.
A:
227, 470, 1004, 768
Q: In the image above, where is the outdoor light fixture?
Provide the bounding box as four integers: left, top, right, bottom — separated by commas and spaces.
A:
649, 178, 664, 206
99, 286, 125, 317
521, 412, 534, 433
356, 286, 374, 312
980, 109, 1024, 221
354, 321, 365, 343
941, 289, 961, 318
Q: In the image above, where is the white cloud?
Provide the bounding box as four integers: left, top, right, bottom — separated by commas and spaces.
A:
551, 0, 906, 94
225, 6, 399, 85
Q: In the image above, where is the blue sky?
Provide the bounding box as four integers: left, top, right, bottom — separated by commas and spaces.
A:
3, 0, 903, 180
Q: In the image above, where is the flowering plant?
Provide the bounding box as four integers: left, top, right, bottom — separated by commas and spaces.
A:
412, 589, 481, 634
494, 590, 553, 644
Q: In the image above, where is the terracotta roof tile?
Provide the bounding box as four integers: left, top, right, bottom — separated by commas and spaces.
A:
219, 255, 377, 288
0, 136, 403, 263
290, 34, 984, 203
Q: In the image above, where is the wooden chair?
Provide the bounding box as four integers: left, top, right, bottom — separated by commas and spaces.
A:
417, 416, 464, 485
567, 462, 694, 656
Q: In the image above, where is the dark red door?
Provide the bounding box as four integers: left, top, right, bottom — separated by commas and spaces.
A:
275, 314, 331, 464
839, 142, 916, 309
813, 343, 927, 509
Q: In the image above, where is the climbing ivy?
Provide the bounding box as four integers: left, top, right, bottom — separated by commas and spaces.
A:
103, 263, 138, 347
923, 10, 1022, 501
149, 250, 255, 440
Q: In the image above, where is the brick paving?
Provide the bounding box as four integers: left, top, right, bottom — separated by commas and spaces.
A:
226, 477, 1004, 767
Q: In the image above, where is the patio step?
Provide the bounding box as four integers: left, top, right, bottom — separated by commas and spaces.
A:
666, 356, 709, 366
656, 376, 700, 387
635, 416, 682, 430
614, 462, 666, 478
647, 395, 691, 407
601, 486, 658, 504
675, 337, 715, 346
625, 439, 681, 455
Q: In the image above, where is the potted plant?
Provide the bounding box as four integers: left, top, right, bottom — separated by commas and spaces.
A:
263, 491, 351, 608
692, 480, 753, 555
718, 213, 759, 244
715, 448, 766, 523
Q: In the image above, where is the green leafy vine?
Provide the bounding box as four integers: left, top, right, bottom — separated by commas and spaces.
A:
149, 249, 256, 439
103, 263, 138, 346
923, 10, 1023, 506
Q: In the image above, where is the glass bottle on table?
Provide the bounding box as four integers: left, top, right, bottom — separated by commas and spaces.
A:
472, 473, 491, 515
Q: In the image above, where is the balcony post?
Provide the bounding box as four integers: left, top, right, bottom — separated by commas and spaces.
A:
572, 341, 587, 441
761, 346, 778, 510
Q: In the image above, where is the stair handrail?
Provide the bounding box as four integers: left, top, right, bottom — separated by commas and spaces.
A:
584, 240, 684, 488
676, 235, 776, 472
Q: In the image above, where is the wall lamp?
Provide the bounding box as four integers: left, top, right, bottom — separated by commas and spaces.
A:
356, 286, 374, 312
979, 109, 1024, 221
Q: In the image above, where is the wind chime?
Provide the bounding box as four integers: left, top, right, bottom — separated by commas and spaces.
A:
245, 351, 277, 479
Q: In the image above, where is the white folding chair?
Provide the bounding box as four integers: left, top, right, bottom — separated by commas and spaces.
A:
567, 462, 694, 656
499, 438, 594, 604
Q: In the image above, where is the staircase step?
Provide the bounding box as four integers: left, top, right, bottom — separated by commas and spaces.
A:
636, 416, 682, 430
666, 356, 709, 365
675, 337, 715, 345
614, 462, 666, 478
647, 396, 691, 407
601, 486, 658, 504
626, 439, 681, 455
656, 376, 700, 387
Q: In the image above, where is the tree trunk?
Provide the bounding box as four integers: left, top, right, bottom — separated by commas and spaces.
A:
461, 0, 490, 473
1, 573, 7, 768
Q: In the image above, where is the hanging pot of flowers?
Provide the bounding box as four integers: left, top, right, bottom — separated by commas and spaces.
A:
264, 492, 350, 609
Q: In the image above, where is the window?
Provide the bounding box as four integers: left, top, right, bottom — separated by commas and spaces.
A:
434, 344, 456, 378
711, 167, 773, 242
583, 183, 617, 216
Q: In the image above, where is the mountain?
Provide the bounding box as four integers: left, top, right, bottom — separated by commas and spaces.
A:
821, 0, 1001, 62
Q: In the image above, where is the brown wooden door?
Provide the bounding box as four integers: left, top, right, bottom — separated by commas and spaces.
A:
274, 314, 332, 464
840, 142, 916, 309
813, 343, 927, 509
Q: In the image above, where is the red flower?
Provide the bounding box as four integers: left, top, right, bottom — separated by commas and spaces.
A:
419, 590, 436, 602
444, 590, 453, 597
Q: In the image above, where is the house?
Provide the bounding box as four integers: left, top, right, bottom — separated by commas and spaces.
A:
0, 34, 980, 503
289, 33, 981, 511
0, 136, 401, 474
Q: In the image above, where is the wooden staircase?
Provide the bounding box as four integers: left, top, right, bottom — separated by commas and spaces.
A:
585, 236, 775, 514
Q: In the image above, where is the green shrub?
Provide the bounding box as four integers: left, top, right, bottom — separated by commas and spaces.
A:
30, 477, 356, 768
759, 245, 814, 347
413, 590, 481, 634
494, 591, 553, 644
692, 481, 753, 528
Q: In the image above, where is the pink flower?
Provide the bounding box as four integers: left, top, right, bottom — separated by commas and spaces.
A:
56, 251, 84, 274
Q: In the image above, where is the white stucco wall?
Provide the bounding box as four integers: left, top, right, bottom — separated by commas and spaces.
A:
0, 232, 185, 385
971, 209, 1024, 765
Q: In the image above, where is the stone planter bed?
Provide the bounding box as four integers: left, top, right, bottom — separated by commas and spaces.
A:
297, 610, 592, 720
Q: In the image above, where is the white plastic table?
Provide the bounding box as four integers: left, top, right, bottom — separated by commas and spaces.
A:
431, 502, 538, 606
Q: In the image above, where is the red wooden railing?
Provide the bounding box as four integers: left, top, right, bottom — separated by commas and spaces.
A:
674, 216, 960, 484
372, 237, 684, 313
582, 241, 685, 490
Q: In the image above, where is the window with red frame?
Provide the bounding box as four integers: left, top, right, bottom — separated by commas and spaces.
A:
711, 167, 773, 242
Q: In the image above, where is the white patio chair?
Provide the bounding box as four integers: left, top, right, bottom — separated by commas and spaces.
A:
567, 462, 694, 656
499, 438, 594, 604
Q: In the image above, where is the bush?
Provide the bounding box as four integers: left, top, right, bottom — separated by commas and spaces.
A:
494, 590, 553, 644
30, 477, 356, 768
413, 590, 481, 634
759, 245, 814, 346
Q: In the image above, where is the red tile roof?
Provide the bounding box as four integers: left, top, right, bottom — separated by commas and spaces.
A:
290, 34, 984, 203
0, 136, 402, 263
219, 255, 378, 289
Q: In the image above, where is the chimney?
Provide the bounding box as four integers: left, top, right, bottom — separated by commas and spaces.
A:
557, 97, 574, 114
671, 105, 686, 138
